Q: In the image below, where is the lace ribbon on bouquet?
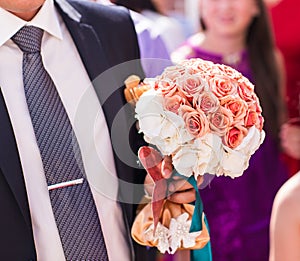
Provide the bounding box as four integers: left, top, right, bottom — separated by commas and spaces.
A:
131, 146, 212, 259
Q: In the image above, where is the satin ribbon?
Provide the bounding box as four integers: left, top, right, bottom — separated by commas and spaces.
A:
175, 174, 212, 261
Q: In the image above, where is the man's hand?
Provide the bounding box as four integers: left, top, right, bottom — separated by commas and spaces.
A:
144, 155, 203, 204
167, 175, 203, 204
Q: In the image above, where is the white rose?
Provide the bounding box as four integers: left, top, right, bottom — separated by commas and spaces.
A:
135, 89, 165, 139
172, 133, 222, 178
148, 113, 192, 155
192, 134, 222, 176
197, 133, 222, 175
235, 126, 265, 155
219, 146, 250, 178
216, 127, 265, 178
136, 89, 194, 155
172, 145, 198, 177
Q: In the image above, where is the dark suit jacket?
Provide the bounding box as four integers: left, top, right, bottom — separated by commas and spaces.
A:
0, 0, 148, 260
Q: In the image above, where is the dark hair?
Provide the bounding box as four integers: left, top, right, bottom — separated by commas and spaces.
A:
247, 0, 282, 138
113, 0, 160, 14
201, 0, 282, 138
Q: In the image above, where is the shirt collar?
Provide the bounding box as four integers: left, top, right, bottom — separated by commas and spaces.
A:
0, 0, 63, 47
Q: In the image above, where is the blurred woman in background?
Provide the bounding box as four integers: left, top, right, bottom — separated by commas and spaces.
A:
113, 0, 186, 54
172, 0, 289, 260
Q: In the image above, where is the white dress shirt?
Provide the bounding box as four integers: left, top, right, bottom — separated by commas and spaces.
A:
0, 1, 130, 260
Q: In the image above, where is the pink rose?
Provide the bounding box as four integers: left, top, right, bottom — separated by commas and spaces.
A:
245, 107, 264, 131
194, 91, 220, 114
217, 64, 243, 80
245, 110, 259, 128
246, 95, 263, 124
209, 75, 238, 98
237, 79, 255, 102
181, 59, 200, 67
223, 125, 248, 149
256, 115, 264, 131
197, 65, 222, 80
180, 105, 209, 137
163, 93, 188, 114
220, 96, 248, 123
208, 107, 233, 136
187, 67, 200, 75
177, 74, 205, 100
252, 94, 263, 113
155, 79, 177, 97
246, 99, 256, 111
161, 65, 186, 81
193, 59, 214, 73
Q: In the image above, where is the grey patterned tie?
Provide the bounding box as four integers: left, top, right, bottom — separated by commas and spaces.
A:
12, 26, 109, 261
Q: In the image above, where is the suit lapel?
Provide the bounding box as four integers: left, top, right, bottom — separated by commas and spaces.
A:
56, 2, 134, 168
60, 18, 109, 81
56, 1, 120, 128
0, 90, 32, 228
56, 1, 136, 221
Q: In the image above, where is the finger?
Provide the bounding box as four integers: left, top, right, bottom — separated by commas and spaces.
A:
169, 175, 182, 181
161, 156, 173, 179
168, 175, 203, 192
144, 173, 154, 185
168, 189, 196, 204
144, 174, 154, 196
168, 179, 193, 193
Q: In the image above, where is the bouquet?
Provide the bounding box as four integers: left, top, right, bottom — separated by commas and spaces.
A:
125, 58, 265, 255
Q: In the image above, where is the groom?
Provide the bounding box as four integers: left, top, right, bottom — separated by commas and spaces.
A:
0, 0, 147, 259
0, 0, 199, 260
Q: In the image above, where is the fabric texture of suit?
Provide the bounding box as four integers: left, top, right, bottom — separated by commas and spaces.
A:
0, 0, 150, 260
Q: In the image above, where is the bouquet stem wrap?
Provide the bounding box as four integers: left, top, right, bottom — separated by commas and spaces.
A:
132, 146, 211, 257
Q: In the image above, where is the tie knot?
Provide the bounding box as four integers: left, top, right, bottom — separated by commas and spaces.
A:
12, 26, 43, 53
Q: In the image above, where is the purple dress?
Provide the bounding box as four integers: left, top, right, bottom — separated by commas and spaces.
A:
176, 42, 289, 261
